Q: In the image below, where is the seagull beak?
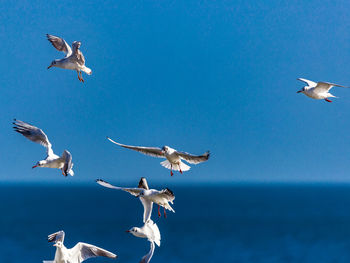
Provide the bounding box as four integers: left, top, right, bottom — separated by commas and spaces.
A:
32, 165, 38, 169
53, 243, 57, 247
296, 90, 302, 93
125, 230, 131, 233
47, 65, 52, 69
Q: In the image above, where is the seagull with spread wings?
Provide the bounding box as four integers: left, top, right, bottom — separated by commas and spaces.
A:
43, 230, 117, 263
46, 34, 92, 82
126, 220, 161, 263
297, 78, 349, 102
107, 137, 210, 176
96, 177, 175, 219
13, 119, 74, 176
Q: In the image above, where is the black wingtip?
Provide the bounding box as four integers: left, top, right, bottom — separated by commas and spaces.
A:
165, 188, 175, 197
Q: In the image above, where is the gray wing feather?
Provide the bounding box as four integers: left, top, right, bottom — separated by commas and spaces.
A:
48, 230, 65, 243
140, 197, 153, 223
297, 78, 317, 87
107, 137, 165, 158
13, 119, 54, 157
46, 34, 72, 57
96, 179, 142, 196
62, 150, 73, 176
315, 81, 350, 92
70, 242, 117, 261
140, 242, 155, 263
138, 177, 150, 190
177, 151, 210, 164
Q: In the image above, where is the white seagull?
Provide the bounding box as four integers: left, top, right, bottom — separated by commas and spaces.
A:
297, 78, 349, 102
46, 34, 92, 82
13, 119, 74, 176
96, 177, 175, 220
43, 230, 117, 263
126, 220, 160, 263
107, 137, 210, 176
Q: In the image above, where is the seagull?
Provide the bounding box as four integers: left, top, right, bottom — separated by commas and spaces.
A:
96, 177, 175, 220
107, 137, 210, 176
297, 78, 349, 102
43, 230, 117, 263
13, 119, 74, 176
126, 220, 160, 263
46, 34, 92, 82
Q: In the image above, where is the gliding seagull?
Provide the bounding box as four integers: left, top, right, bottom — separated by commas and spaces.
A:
13, 119, 74, 176
107, 137, 210, 176
43, 230, 117, 263
297, 78, 349, 102
96, 177, 175, 220
46, 34, 92, 82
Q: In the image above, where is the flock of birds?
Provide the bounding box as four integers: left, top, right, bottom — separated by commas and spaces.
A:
12, 32, 347, 263
11, 33, 211, 263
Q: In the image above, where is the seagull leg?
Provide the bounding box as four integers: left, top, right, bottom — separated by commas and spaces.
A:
77, 71, 82, 82
179, 169, 183, 174
158, 205, 161, 217
163, 207, 167, 218
170, 164, 173, 176
80, 71, 84, 83
61, 169, 65, 176
325, 98, 332, 102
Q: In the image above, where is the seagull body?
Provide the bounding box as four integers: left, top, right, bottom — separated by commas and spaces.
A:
46, 34, 92, 82
96, 178, 175, 220
107, 137, 210, 176
44, 230, 117, 263
13, 119, 74, 176
127, 220, 160, 263
297, 78, 349, 102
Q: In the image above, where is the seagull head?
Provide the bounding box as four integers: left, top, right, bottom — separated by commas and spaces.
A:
53, 241, 63, 248
32, 160, 45, 169
126, 227, 142, 237
297, 87, 306, 93
161, 146, 169, 153
47, 60, 58, 69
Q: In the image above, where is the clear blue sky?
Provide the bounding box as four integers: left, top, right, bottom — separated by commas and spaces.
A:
1, 0, 350, 184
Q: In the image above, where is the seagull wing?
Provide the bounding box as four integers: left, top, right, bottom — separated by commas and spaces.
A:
48, 230, 65, 243
107, 137, 165, 158
140, 197, 153, 223
46, 34, 72, 57
138, 177, 150, 190
297, 78, 317, 88
13, 119, 54, 157
96, 179, 142, 197
177, 150, 210, 164
145, 220, 161, 247
157, 188, 175, 203
140, 241, 155, 263
314, 81, 350, 92
70, 242, 117, 262
62, 150, 73, 176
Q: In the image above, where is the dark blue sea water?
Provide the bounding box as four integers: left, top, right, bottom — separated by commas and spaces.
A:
2, 184, 350, 263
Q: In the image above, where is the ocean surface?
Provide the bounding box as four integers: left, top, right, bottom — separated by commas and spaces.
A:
1, 184, 350, 263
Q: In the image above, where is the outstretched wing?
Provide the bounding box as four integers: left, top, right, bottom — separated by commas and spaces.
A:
70, 242, 117, 262
314, 81, 350, 92
62, 150, 73, 176
46, 34, 72, 57
96, 179, 142, 197
140, 241, 155, 263
177, 151, 210, 164
107, 137, 165, 158
48, 230, 65, 243
297, 78, 317, 88
145, 220, 161, 247
138, 177, 150, 190
140, 197, 153, 223
13, 119, 54, 157
157, 188, 175, 203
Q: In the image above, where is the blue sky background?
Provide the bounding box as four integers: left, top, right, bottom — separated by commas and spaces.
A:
1, 0, 350, 184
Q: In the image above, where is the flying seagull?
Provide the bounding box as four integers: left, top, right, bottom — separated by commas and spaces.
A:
13, 119, 74, 176
43, 230, 117, 263
107, 137, 210, 176
297, 78, 349, 102
46, 34, 92, 82
126, 220, 160, 263
96, 177, 175, 220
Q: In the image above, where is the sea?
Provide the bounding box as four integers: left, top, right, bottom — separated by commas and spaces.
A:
1, 183, 350, 263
